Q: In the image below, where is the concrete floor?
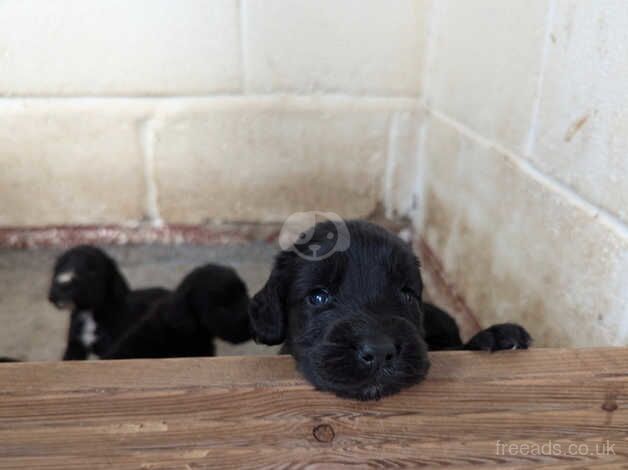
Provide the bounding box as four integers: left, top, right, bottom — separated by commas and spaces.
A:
0, 243, 281, 361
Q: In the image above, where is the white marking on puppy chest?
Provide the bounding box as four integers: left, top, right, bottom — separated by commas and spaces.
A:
56, 271, 75, 284
79, 311, 98, 347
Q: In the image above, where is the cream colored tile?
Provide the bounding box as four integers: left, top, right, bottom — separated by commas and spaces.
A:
0, 0, 241, 95
416, 115, 628, 347
243, 0, 427, 96
530, 0, 628, 223
153, 97, 415, 223
383, 110, 422, 218
0, 100, 148, 225
426, 0, 549, 152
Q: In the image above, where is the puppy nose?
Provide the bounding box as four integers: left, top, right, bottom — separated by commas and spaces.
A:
357, 339, 397, 367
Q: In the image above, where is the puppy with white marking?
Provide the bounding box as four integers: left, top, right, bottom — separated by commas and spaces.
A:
48, 245, 169, 360
250, 220, 532, 400
104, 264, 251, 359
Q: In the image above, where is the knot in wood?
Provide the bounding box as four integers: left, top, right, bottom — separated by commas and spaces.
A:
602, 391, 619, 412
313, 424, 335, 443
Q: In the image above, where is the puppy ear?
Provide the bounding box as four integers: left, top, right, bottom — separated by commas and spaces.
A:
249, 251, 294, 345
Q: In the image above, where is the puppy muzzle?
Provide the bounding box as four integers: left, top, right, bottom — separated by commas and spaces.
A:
48, 290, 74, 311
307, 315, 430, 398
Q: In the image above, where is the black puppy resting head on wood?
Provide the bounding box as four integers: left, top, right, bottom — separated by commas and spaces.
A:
250, 220, 531, 400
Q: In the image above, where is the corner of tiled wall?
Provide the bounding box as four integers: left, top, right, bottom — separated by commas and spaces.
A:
410, 0, 628, 347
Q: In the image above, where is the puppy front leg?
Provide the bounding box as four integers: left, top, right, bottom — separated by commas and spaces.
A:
62, 341, 88, 360
421, 305, 532, 352
422, 303, 464, 351
463, 323, 532, 352
62, 312, 89, 360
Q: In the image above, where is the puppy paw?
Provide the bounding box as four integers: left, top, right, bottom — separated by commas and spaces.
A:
464, 323, 532, 352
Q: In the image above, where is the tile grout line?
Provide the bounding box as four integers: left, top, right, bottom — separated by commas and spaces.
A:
138, 117, 163, 227
238, 0, 248, 94
524, 0, 557, 156
412, 0, 439, 223
419, 0, 438, 108
0, 93, 422, 102
424, 105, 628, 240
409, 1, 484, 336
383, 113, 400, 218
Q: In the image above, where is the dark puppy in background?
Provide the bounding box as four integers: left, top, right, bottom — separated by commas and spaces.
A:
48, 245, 169, 360
249, 220, 531, 400
104, 264, 251, 359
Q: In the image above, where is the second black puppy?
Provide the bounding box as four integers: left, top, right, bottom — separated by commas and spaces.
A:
249, 220, 532, 400
48, 245, 170, 360
104, 264, 251, 359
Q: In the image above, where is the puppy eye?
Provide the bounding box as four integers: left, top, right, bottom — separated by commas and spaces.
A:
401, 287, 418, 303
307, 288, 331, 306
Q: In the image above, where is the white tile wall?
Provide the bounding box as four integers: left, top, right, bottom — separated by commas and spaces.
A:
530, 0, 628, 224
152, 97, 415, 223
243, 0, 428, 95
406, 0, 628, 346
417, 114, 628, 347
0, 1, 421, 225
0, 0, 241, 95
0, 100, 150, 225
425, 0, 550, 153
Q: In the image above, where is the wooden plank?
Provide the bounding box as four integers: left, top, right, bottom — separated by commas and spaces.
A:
0, 348, 626, 469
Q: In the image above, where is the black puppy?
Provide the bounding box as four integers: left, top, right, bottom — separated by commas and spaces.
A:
48, 245, 169, 360
104, 264, 251, 359
249, 220, 531, 400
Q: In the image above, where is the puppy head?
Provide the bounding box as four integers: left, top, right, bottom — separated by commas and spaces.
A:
48, 245, 129, 311
250, 220, 430, 400
169, 264, 250, 339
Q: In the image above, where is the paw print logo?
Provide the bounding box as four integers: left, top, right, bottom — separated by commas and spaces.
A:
279, 212, 350, 261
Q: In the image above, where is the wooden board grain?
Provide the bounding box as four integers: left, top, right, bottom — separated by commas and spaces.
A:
0, 348, 627, 469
